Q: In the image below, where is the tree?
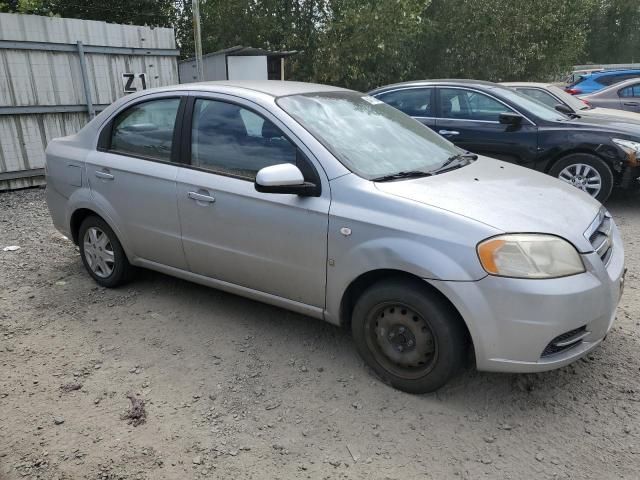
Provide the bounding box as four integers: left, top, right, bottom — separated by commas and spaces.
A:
17, 0, 177, 27
312, 0, 428, 90
584, 0, 640, 64
417, 0, 596, 82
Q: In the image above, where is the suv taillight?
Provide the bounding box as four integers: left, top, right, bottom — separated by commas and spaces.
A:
565, 88, 582, 95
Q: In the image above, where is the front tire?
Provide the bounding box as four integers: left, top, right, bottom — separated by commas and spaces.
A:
351, 279, 467, 394
548, 153, 613, 202
78, 215, 132, 288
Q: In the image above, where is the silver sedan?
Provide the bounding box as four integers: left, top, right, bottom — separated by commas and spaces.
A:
45, 81, 625, 393
579, 77, 640, 114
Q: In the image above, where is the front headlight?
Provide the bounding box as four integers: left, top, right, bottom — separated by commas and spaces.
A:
477, 234, 585, 279
613, 138, 640, 166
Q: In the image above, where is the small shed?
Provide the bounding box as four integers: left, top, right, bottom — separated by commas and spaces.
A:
179, 46, 298, 83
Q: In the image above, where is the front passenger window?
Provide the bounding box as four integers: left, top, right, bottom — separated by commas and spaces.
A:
190, 99, 297, 179
110, 98, 181, 162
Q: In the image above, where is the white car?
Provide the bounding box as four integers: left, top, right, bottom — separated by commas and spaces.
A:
502, 82, 640, 124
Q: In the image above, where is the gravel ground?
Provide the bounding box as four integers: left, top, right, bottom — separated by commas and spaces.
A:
0, 187, 639, 480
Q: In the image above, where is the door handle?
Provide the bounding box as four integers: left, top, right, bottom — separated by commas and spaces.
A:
95, 170, 114, 180
188, 191, 216, 203
624, 102, 639, 106
438, 129, 460, 136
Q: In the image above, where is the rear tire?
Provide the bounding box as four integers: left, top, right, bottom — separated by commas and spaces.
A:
548, 153, 613, 202
351, 279, 467, 394
78, 215, 133, 288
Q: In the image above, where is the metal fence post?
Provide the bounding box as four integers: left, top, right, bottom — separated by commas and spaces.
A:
76, 41, 96, 119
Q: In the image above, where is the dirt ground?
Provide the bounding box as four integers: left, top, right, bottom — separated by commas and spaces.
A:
1, 187, 639, 480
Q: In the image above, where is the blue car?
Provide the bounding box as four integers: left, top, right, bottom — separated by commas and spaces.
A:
566, 69, 640, 95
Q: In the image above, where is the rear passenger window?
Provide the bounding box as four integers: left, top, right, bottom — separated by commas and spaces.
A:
620, 84, 640, 97
110, 98, 181, 161
597, 74, 640, 86
375, 88, 433, 117
190, 99, 297, 179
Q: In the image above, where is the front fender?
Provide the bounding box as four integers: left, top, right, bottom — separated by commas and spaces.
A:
324, 234, 488, 325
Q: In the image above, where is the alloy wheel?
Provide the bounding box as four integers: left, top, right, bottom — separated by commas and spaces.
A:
557, 163, 602, 198
83, 227, 115, 278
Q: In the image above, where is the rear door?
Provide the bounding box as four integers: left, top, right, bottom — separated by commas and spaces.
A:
434, 87, 539, 167
618, 83, 640, 113
88, 94, 188, 269
373, 87, 436, 128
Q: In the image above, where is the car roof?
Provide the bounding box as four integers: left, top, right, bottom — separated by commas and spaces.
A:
588, 69, 640, 77
147, 80, 351, 98
501, 82, 554, 88
369, 78, 502, 93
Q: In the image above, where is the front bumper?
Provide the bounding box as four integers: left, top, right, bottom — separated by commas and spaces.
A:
428, 226, 625, 373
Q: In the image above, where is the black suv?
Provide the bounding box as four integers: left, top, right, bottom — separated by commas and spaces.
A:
370, 79, 640, 202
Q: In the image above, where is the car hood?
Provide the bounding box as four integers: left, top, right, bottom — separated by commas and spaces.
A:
374, 157, 601, 252
563, 114, 640, 136
582, 107, 640, 124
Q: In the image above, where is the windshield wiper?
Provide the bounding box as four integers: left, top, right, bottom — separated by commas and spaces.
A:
430, 152, 478, 174
371, 170, 433, 182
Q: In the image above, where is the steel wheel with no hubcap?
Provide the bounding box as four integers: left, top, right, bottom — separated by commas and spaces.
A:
557, 163, 602, 197
83, 227, 115, 278
366, 303, 438, 380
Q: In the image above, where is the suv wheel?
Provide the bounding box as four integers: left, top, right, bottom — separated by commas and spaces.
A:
78, 215, 132, 288
351, 279, 467, 393
549, 153, 613, 202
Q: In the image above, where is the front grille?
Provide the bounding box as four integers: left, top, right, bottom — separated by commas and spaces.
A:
541, 326, 588, 357
586, 209, 613, 265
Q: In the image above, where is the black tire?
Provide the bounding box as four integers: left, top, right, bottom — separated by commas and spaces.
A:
78, 215, 133, 288
351, 278, 467, 394
548, 153, 614, 203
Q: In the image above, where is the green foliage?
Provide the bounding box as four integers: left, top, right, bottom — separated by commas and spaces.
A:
585, 0, 640, 63
17, 0, 177, 27
418, 0, 596, 82
311, 0, 428, 90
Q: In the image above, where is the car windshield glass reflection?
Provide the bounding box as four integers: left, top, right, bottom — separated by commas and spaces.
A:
277, 92, 461, 179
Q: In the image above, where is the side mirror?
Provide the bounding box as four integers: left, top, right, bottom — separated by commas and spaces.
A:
255, 163, 319, 196
554, 103, 574, 115
498, 112, 523, 126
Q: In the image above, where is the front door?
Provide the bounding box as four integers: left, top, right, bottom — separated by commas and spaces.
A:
176, 97, 330, 307
435, 87, 539, 168
87, 95, 187, 269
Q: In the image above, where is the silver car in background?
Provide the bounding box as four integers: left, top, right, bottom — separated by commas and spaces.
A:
45, 81, 625, 393
503, 81, 640, 123
580, 77, 640, 114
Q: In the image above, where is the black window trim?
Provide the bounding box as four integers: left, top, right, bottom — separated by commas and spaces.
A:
180, 94, 322, 193
97, 95, 188, 166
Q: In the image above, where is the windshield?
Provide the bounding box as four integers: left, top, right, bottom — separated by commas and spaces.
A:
492, 87, 569, 122
277, 92, 461, 179
547, 85, 592, 111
